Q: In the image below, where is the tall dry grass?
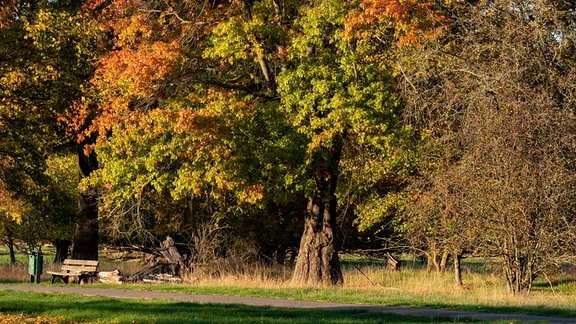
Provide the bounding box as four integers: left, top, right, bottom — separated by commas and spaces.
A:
0, 264, 30, 282
181, 257, 293, 288
176, 255, 576, 311
343, 261, 576, 310
0, 260, 71, 283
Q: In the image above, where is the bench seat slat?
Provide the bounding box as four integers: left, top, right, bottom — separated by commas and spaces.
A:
63, 260, 99, 266
60, 265, 98, 272
47, 270, 82, 276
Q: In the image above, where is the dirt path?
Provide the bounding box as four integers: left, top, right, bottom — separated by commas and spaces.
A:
0, 284, 574, 323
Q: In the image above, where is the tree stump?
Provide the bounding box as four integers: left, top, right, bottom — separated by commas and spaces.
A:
386, 252, 400, 271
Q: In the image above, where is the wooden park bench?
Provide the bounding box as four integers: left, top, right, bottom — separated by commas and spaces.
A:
47, 259, 99, 284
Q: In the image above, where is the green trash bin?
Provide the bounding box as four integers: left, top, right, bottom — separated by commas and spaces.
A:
28, 250, 43, 283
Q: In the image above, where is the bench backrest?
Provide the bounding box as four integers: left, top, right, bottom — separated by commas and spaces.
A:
61, 259, 99, 273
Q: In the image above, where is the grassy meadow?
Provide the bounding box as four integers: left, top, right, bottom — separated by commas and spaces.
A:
1, 244, 576, 322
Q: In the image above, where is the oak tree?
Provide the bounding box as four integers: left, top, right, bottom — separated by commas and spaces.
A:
77, 0, 406, 286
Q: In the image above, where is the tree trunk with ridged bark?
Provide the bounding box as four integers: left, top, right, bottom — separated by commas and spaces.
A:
53, 239, 71, 265
72, 146, 99, 260
292, 142, 344, 286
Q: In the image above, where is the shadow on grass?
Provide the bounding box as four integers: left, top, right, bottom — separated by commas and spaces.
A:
340, 258, 388, 269
0, 279, 25, 284
430, 302, 576, 319
532, 277, 576, 289
340, 256, 427, 272
0, 290, 488, 324
84, 283, 576, 319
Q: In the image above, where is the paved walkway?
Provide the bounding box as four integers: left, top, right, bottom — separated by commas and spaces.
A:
1, 285, 575, 323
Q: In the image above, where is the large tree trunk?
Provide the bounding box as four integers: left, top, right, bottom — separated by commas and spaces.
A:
52, 239, 71, 264
292, 141, 344, 286
72, 146, 99, 260
292, 196, 343, 286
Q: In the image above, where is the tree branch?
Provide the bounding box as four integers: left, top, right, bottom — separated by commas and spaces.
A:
138, 9, 192, 24
180, 77, 278, 100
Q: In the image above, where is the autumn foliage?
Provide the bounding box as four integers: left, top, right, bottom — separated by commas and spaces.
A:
345, 0, 448, 46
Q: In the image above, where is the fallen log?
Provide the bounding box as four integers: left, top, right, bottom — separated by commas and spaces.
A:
98, 270, 124, 284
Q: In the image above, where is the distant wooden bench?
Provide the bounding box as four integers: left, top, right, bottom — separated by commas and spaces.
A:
47, 259, 99, 284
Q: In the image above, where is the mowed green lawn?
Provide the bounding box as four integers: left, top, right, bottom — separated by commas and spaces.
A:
0, 290, 491, 323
